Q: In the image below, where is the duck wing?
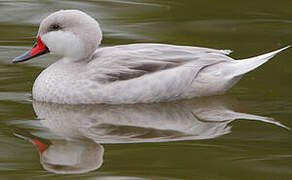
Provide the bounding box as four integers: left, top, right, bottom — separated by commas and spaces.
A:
88, 43, 233, 83
84, 43, 234, 103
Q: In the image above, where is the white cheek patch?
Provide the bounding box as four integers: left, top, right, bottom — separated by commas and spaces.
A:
41, 31, 84, 59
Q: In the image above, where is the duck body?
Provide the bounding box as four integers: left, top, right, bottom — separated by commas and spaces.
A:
32, 43, 287, 104
13, 10, 289, 104
34, 44, 235, 104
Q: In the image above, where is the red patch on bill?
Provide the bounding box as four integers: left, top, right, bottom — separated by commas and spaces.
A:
30, 36, 49, 56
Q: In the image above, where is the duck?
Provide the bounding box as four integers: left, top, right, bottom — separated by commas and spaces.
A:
12, 10, 290, 104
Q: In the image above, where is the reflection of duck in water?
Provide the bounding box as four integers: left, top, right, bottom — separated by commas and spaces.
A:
14, 96, 288, 174
33, 96, 288, 143
14, 131, 103, 174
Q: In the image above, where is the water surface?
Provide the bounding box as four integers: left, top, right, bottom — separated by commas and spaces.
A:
1, 0, 292, 179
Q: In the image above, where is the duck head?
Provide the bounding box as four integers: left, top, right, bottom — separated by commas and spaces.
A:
13, 10, 102, 63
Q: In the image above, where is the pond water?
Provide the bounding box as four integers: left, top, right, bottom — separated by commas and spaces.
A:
1, 0, 292, 179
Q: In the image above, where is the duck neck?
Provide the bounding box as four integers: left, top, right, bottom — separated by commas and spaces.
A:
59, 53, 94, 64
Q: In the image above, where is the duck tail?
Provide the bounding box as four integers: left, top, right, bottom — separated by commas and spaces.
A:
231, 45, 290, 77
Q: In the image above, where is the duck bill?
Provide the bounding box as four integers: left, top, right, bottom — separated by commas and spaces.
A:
12, 36, 49, 63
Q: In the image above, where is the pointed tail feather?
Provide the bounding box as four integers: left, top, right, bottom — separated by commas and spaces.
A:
231, 45, 290, 77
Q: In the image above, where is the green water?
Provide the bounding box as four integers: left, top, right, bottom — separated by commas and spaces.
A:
1, 0, 292, 179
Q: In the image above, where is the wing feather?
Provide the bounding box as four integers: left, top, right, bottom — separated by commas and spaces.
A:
87, 43, 233, 83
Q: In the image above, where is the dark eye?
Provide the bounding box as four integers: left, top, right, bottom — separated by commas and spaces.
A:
50, 24, 61, 31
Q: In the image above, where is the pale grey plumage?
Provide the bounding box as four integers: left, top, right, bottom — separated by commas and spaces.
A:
23, 10, 289, 104
90, 43, 233, 82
